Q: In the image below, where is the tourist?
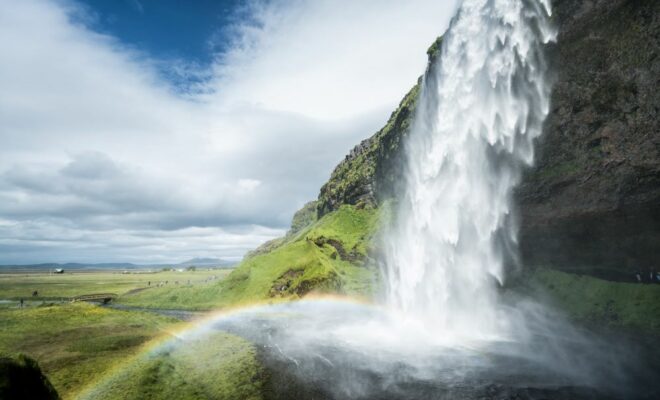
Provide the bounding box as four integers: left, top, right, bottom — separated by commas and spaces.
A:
635, 271, 642, 283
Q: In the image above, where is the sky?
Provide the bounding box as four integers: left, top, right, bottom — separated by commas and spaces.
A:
0, 0, 458, 264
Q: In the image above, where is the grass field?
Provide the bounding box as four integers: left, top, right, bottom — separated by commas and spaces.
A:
2, 206, 658, 399
0, 269, 231, 301
0, 267, 267, 399
518, 268, 660, 335
79, 331, 263, 400
0, 303, 182, 399
118, 205, 382, 310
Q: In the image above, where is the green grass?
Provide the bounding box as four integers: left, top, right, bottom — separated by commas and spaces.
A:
80, 332, 263, 400
0, 303, 181, 399
120, 205, 381, 310
117, 281, 230, 310
0, 270, 229, 300
521, 268, 660, 335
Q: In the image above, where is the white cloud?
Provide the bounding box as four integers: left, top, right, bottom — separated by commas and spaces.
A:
238, 179, 262, 192
0, 0, 457, 263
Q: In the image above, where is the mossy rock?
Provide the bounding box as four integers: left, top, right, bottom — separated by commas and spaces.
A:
0, 354, 60, 400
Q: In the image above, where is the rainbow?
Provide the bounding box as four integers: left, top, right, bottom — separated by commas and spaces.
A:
75, 295, 374, 399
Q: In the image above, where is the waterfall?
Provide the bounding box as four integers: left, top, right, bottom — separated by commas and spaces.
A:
384, 0, 556, 340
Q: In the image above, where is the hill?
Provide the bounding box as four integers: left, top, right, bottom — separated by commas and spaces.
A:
120, 0, 660, 331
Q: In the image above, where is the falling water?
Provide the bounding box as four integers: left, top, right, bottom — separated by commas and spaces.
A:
81, 4, 658, 397
384, 0, 556, 339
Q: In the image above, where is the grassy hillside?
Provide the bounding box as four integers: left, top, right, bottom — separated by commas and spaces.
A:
119, 205, 382, 310
80, 332, 263, 400
519, 268, 660, 335
0, 303, 179, 399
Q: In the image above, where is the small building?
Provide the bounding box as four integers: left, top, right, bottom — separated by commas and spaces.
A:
53, 268, 64, 274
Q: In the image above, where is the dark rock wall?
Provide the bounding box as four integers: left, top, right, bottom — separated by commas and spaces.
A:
517, 0, 660, 275
314, 0, 659, 277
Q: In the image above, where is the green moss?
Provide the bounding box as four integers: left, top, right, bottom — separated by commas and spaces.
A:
426, 36, 444, 63
288, 200, 319, 235
521, 268, 660, 335
537, 159, 581, 179
317, 80, 421, 215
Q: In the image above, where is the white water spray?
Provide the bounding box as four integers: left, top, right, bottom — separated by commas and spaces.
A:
384, 0, 556, 339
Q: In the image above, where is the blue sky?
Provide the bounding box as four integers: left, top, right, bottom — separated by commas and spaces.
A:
0, 0, 457, 264
76, 0, 244, 90
81, 0, 238, 61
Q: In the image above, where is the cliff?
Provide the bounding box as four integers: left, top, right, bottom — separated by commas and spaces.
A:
517, 0, 660, 277
316, 0, 659, 278
119, 1, 659, 331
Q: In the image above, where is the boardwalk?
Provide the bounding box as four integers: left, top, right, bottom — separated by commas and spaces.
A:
70, 293, 117, 304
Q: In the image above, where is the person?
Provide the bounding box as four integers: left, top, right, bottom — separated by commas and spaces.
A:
19, 298, 23, 308
148, 281, 151, 286
635, 271, 642, 283
32, 290, 38, 297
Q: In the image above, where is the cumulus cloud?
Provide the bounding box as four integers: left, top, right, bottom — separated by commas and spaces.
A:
0, 0, 457, 264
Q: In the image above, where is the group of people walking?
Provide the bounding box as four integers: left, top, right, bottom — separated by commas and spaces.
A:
635, 270, 660, 283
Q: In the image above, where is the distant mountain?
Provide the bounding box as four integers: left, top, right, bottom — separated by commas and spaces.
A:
0, 262, 140, 270
177, 258, 234, 267
0, 258, 236, 270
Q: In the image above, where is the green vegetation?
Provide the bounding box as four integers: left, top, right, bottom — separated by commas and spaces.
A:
0, 269, 228, 300
80, 332, 263, 400
520, 268, 660, 335
536, 159, 581, 179
288, 200, 319, 234
317, 81, 420, 215
117, 281, 228, 310
426, 35, 444, 63
120, 205, 381, 310
0, 303, 180, 399
219, 205, 378, 304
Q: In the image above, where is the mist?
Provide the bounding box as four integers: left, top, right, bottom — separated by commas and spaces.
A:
79, 1, 659, 399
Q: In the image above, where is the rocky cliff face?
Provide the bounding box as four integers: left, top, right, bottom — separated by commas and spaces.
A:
316, 82, 420, 216
314, 0, 659, 278
518, 0, 659, 276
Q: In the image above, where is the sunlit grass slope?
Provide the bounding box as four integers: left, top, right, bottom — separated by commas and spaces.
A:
0, 303, 179, 399
119, 205, 381, 310
81, 332, 263, 400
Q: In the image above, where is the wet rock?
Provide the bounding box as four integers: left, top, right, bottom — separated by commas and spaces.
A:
0, 354, 60, 400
